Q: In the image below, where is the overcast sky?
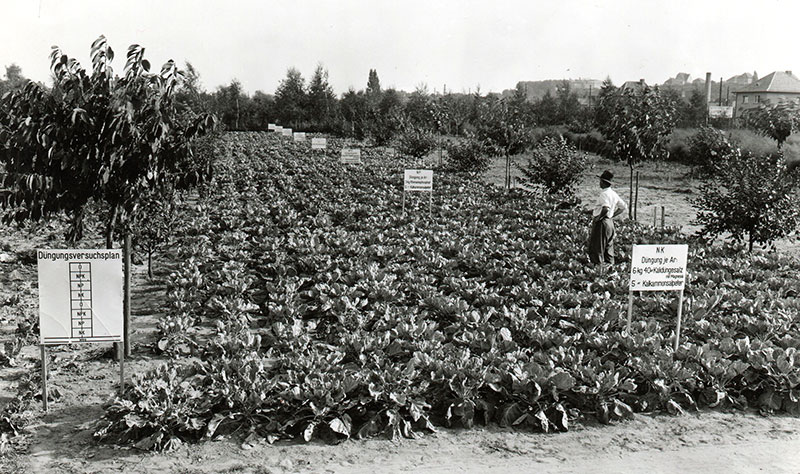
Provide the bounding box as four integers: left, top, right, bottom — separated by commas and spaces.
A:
1, 0, 798, 95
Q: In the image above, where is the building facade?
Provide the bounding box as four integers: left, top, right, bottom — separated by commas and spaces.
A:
733, 71, 800, 118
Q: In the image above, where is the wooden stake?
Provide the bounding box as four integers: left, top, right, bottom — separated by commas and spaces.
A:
653, 207, 657, 228
123, 233, 132, 357
402, 190, 406, 214
634, 171, 640, 221
674, 289, 685, 352
40, 344, 48, 412
626, 289, 634, 334
119, 342, 125, 393
661, 206, 665, 230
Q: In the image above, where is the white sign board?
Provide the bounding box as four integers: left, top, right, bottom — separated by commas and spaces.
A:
385, 147, 397, 157
275, 126, 284, 133
37, 249, 124, 344
268, 123, 277, 131
630, 244, 688, 292
282, 128, 293, 137
340, 148, 362, 164
311, 137, 327, 150
404, 169, 433, 192
708, 105, 734, 119
293, 132, 306, 142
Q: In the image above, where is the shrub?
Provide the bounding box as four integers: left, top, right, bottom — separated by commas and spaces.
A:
397, 127, 436, 160
727, 129, 779, 157
445, 139, 489, 174
687, 126, 735, 176
562, 130, 614, 158
692, 149, 800, 251
516, 136, 588, 195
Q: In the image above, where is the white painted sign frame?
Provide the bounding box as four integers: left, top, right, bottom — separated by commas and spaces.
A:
402, 169, 433, 217
37, 248, 126, 410
626, 244, 689, 351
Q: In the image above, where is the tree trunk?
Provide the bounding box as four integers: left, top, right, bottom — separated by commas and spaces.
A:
505, 152, 511, 190
105, 205, 119, 249
628, 163, 634, 219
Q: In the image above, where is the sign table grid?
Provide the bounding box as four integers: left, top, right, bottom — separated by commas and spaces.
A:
69, 262, 93, 340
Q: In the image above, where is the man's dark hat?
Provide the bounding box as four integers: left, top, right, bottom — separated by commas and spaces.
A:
598, 170, 614, 183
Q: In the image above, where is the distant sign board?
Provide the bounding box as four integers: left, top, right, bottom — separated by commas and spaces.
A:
340, 148, 362, 164
282, 128, 293, 137
293, 132, 306, 142
268, 123, 277, 131
630, 244, 688, 292
708, 105, 734, 119
385, 147, 397, 157
38, 249, 124, 345
311, 138, 327, 150
275, 126, 284, 133
404, 169, 433, 192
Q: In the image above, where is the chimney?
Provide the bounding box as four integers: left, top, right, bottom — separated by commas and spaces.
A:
639, 78, 645, 85
705, 72, 712, 103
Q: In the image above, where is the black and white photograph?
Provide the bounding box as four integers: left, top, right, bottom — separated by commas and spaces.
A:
1, 1, 800, 472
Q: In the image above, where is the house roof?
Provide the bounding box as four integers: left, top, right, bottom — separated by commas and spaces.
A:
621, 80, 647, 90
734, 71, 800, 94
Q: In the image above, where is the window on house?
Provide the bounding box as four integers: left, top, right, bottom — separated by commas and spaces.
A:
743, 95, 749, 103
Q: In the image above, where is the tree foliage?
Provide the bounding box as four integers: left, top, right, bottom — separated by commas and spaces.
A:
397, 126, 436, 160
445, 138, 488, 175
688, 126, 735, 176
0, 35, 216, 244
474, 97, 533, 189
0, 64, 26, 96
692, 149, 800, 251
743, 102, 800, 147
274, 67, 307, 127
597, 85, 677, 216
307, 64, 338, 129
516, 136, 587, 195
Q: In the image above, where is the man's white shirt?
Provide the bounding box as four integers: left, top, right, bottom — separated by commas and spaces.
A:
593, 187, 627, 218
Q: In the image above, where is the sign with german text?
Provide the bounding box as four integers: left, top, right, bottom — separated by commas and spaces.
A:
311, 138, 327, 150
282, 128, 293, 137
275, 126, 284, 133
37, 249, 124, 345
708, 105, 734, 119
340, 148, 362, 164
404, 169, 433, 192
630, 244, 688, 291
268, 123, 277, 131
293, 132, 306, 142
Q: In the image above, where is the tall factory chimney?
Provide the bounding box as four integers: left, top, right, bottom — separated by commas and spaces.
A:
705, 72, 712, 103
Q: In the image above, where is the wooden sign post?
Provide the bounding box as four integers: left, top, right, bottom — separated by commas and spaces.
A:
37, 249, 125, 410
403, 169, 433, 217
628, 244, 689, 351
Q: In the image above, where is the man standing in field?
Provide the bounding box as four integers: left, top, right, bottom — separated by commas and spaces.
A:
589, 170, 627, 266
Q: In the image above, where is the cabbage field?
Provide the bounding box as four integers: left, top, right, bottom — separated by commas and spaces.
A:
81, 131, 800, 450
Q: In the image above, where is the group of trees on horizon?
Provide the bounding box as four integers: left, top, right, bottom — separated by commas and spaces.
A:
0, 60, 717, 142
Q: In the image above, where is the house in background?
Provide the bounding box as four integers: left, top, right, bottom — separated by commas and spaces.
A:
620, 79, 647, 91
733, 71, 800, 117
